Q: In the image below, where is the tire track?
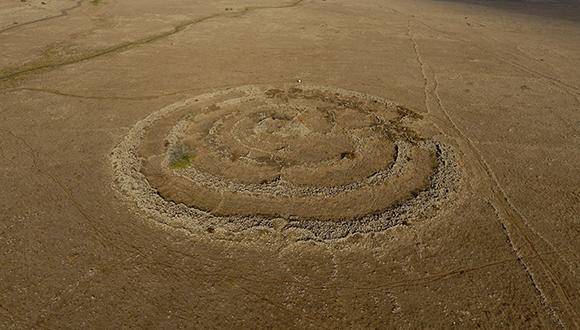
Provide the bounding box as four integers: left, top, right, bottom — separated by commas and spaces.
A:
410, 13, 580, 276
432, 63, 577, 329
406, 18, 578, 328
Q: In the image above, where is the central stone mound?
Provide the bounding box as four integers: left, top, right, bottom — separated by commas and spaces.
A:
112, 85, 460, 239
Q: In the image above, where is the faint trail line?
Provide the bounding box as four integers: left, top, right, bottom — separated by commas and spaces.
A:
0, 303, 27, 329
404, 15, 579, 327
265, 249, 565, 292
30, 269, 97, 328
0, 79, 291, 101
0, 14, 221, 82
389, 3, 580, 108
476, 140, 577, 152
485, 199, 566, 328
2, 87, 164, 101
0, 129, 125, 253
408, 12, 580, 272
0, 0, 304, 83
0, 0, 86, 34
0, 129, 182, 259
431, 71, 577, 327
488, 50, 580, 133
407, 20, 429, 115
474, 35, 580, 98
0, 108, 12, 117
164, 240, 570, 293
410, 18, 580, 104
236, 285, 327, 330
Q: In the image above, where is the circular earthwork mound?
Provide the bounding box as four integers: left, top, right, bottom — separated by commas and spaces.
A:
111, 85, 460, 239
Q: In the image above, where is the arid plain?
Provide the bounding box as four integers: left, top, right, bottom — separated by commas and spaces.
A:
1, 0, 579, 328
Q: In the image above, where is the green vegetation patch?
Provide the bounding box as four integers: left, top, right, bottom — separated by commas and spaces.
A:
170, 153, 193, 169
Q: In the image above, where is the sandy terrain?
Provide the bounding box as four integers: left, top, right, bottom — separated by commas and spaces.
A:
1, 0, 579, 328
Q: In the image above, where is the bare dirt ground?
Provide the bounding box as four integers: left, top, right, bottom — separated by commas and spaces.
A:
1, 0, 579, 328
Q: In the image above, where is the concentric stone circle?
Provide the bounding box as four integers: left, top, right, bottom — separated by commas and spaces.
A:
111, 85, 461, 239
